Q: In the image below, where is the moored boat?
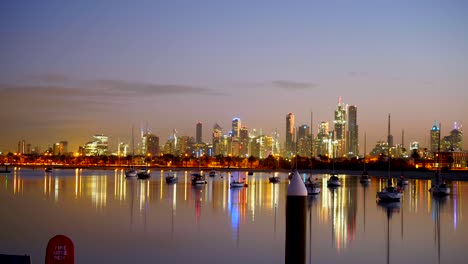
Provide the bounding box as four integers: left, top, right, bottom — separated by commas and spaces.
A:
191, 173, 207, 185
327, 173, 341, 187
305, 177, 321, 195
165, 172, 178, 184
269, 174, 280, 183
137, 168, 150, 179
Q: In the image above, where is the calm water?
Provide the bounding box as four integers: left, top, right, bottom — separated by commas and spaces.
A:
0, 168, 466, 264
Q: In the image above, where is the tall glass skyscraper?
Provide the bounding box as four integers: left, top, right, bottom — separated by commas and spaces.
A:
285, 113, 295, 158
232, 118, 241, 138
347, 105, 358, 157
334, 97, 347, 157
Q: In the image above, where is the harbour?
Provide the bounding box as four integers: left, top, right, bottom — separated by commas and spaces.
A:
0, 168, 466, 263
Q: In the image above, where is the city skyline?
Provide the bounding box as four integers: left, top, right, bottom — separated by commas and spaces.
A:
1, 1, 467, 153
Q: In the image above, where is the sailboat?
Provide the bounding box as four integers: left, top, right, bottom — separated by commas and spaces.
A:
137, 153, 151, 179
305, 177, 321, 195
306, 115, 321, 195
430, 122, 450, 196
327, 146, 341, 187
165, 170, 178, 184
377, 114, 403, 202
269, 172, 281, 183
230, 171, 247, 188
269, 158, 280, 183
360, 132, 371, 184
125, 126, 138, 178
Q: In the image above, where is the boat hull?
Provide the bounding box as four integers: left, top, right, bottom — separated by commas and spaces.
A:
306, 186, 321, 195
269, 177, 280, 183
431, 185, 450, 196
165, 177, 178, 184
377, 188, 402, 202
230, 182, 245, 188
137, 172, 150, 179
327, 180, 341, 187
125, 170, 138, 177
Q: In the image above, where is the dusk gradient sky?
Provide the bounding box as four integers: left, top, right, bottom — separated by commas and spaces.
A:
1, 0, 467, 153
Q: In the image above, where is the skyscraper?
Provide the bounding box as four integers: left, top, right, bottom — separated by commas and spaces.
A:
334, 97, 347, 157
285, 113, 295, 158
212, 123, 223, 156
297, 125, 310, 156
442, 122, 463, 151
232, 118, 241, 138
146, 134, 160, 156
347, 105, 358, 157
430, 121, 440, 155
196, 122, 202, 143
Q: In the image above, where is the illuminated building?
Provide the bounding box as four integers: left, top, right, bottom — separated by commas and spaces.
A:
117, 142, 129, 157
83, 134, 108, 156
442, 122, 463, 151
17, 140, 26, 154
314, 122, 330, 156
212, 123, 223, 156
239, 126, 249, 157
430, 121, 440, 157
196, 122, 203, 144
53, 141, 68, 156
347, 105, 358, 157
232, 118, 241, 138
285, 113, 295, 158
297, 125, 310, 157
334, 97, 347, 157
146, 134, 159, 156
369, 141, 388, 157
250, 134, 274, 159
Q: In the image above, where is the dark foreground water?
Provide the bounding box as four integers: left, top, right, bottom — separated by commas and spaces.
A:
0, 168, 466, 264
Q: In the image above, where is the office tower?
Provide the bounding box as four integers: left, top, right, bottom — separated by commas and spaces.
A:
334, 97, 347, 157
232, 118, 241, 138
430, 121, 440, 156
212, 123, 223, 156
239, 126, 249, 157
314, 122, 330, 156
118, 142, 129, 157
146, 134, 160, 156
18, 140, 26, 154
347, 105, 358, 157
297, 125, 310, 156
53, 141, 68, 156
84, 134, 108, 156
442, 122, 463, 151
285, 113, 295, 158
196, 122, 203, 144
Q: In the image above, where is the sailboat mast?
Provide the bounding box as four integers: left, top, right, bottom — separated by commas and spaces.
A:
388, 114, 391, 179
364, 132, 367, 170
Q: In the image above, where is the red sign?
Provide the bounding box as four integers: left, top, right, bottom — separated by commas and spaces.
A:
45, 235, 75, 264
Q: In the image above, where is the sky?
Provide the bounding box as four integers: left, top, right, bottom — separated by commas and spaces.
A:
0, 0, 467, 153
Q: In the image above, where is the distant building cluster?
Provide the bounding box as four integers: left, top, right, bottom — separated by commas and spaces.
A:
6, 97, 464, 164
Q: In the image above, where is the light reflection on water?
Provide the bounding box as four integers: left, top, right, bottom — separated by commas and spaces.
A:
0, 169, 467, 264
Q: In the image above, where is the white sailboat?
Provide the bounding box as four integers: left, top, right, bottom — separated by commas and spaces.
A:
230, 171, 247, 188
377, 114, 403, 202
327, 146, 341, 187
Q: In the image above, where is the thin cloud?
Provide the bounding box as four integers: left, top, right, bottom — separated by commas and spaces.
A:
272, 80, 318, 90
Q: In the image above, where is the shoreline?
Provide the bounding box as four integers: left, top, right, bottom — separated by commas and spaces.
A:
8, 164, 468, 181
